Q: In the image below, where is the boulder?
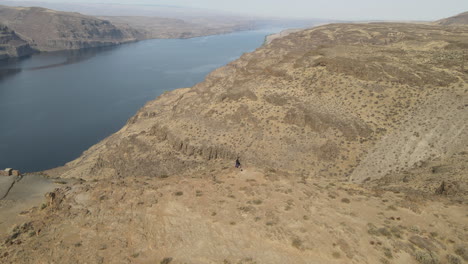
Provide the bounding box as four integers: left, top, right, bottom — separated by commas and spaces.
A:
4, 168, 13, 176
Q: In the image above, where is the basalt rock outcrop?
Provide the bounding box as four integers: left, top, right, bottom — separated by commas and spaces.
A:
0, 24, 36, 60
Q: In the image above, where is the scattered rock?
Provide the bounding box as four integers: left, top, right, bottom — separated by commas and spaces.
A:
161, 257, 173, 264
435, 181, 446, 195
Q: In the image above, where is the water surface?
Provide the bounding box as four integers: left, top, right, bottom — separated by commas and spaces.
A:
0, 29, 279, 172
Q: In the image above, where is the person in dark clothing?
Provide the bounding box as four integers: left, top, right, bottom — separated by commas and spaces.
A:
235, 158, 241, 169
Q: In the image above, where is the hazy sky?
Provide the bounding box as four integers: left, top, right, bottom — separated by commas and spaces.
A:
8, 0, 468, 20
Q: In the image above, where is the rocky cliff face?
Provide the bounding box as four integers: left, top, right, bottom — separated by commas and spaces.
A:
0, 5, 141, 53
0, 24, 36, 59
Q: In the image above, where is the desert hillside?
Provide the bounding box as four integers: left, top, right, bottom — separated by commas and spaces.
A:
436, 11, 468, 25
0, 5, 141, 52
53, 23, 467, 184
100, 16, 255, 40
1, 21, 467, 264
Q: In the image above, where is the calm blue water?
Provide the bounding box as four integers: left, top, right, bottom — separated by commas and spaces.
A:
0, 29, 279, 172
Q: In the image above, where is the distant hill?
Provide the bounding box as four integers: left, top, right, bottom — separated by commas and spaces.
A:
0, 24, 36, 59
100, 16, 255, 40
0, 5, 141, 52
0, 5, 267, 60
436, 11, 468, 25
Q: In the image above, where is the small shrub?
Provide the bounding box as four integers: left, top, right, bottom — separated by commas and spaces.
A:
174, 191, 183, 196
239, 206, 255, 213
383, 247, 393, 258
252, 199, 262, 205
447, 254, 461, 264
368, 223, 379, 236
454, 246, 468, 261
378, 227, 392, 238
161, 257, 173, 264
380, 258, 390, 264
409, 225, 420, 233
332, 252, 341, 258
341, 198, 351, 203
292, 238, 303, 250
54, 180, 67, 185
414, 250, 439, 264
390, 226, 403, 238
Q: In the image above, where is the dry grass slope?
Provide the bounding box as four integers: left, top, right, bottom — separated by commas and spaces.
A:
51, 23, 467, 184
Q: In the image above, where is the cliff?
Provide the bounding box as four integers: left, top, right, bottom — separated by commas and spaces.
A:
0, 24, 36, 59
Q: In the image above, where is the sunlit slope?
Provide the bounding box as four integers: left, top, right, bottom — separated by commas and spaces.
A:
49, 23, 467, 184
